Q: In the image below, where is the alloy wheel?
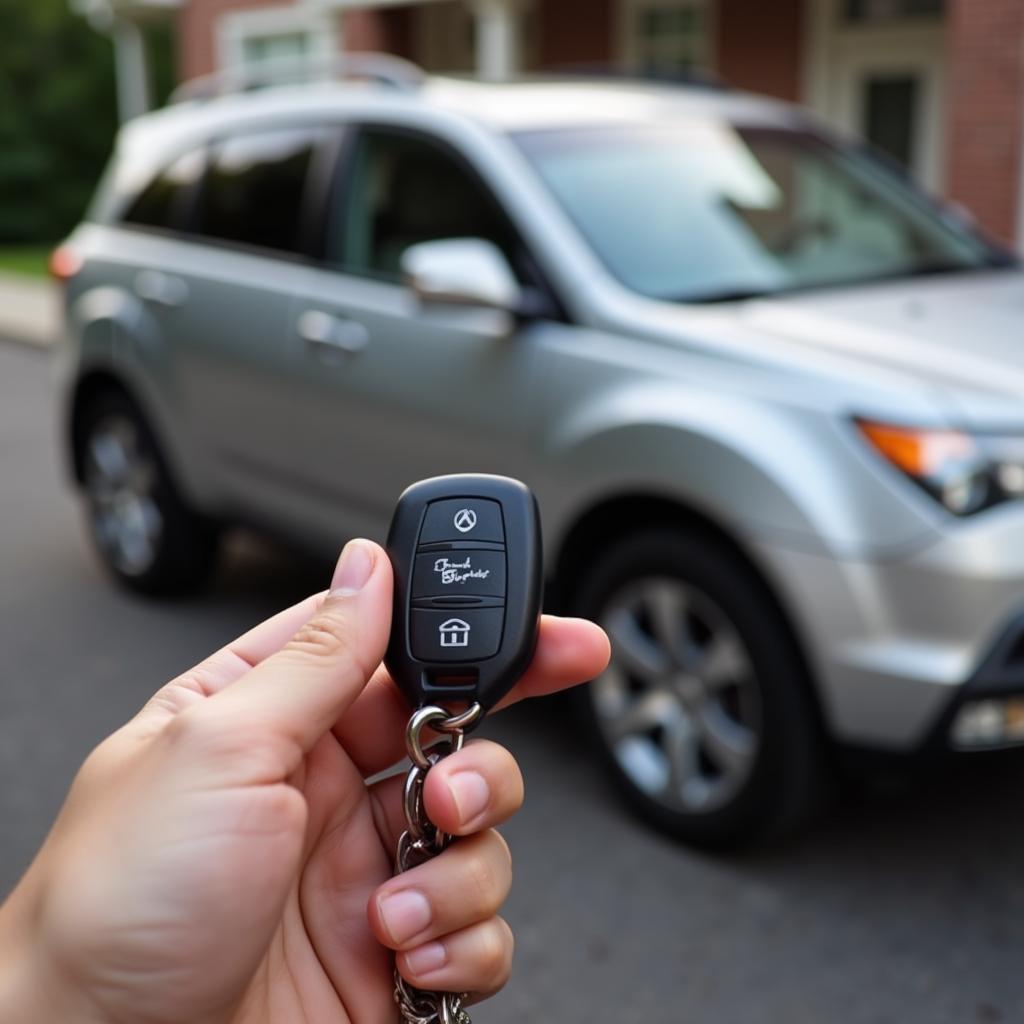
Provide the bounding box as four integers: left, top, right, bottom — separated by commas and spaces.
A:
83, 415, 163, 577
593, 577, 761, 814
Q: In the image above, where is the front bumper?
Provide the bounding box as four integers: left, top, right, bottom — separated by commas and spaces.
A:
923, 614, 1024, 752
752, 506, 1024, 751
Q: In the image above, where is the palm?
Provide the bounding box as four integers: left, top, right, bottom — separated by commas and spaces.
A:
50, 702, 401, 1024
232, 732, 399, 1023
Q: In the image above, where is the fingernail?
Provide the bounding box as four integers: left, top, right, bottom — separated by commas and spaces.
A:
405, 941, 447, 977
331, 540, 375, 596
448, 771, 490, 827
378, 890, 432, 945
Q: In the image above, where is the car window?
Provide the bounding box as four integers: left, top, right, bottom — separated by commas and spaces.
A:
197, 127, 325, 255
513, 123, 1004, 302
331, 128, 520, 280
123, 148, 205, 231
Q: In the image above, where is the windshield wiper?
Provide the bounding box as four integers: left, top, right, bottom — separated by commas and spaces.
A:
895, 261, 986, 279
671, 256, 1019, 305
679, 286, 781, 304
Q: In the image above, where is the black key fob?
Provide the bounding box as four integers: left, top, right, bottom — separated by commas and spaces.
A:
385, 474, 543, 718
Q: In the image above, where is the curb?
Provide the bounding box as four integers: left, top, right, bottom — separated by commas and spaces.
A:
0, 272, 59, 348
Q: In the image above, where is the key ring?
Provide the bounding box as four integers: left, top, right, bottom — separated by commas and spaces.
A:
405, 703, 483, 770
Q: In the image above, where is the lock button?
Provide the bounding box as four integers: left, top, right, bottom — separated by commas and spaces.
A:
419, 499, 505, 545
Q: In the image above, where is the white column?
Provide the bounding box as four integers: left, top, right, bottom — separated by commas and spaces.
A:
1017, 103, 1024, 252
472, 0, 520, 82
112, 18, 152, 122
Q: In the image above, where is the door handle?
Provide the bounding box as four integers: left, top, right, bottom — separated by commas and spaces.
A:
134, 270, 189, 308
297, 310, 369, 355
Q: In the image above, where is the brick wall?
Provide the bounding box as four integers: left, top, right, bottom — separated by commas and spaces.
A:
715, 0, 803, 101
537, 0, 613, 69
179, 2, 414, 80
345, 7, 415, 55
178, 0, 293, 80
344, 8, 388, 52
379, 8, 415, 60
947, 0, 1024, 244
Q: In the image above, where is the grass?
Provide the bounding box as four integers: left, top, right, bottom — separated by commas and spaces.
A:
0, 245, 52, 279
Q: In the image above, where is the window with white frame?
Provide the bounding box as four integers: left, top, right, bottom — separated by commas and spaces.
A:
626, 0, 711, 74
242, 31, 311, 67
219, 6, 336, 73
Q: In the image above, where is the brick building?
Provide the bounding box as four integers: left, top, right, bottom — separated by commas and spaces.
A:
80, 0, 1024, 246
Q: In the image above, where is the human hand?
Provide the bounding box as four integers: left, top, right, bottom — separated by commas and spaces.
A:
0, 540, 609, 1024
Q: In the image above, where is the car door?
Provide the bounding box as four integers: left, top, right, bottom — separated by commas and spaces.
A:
157, 123, 339, 527
283, 124, 552, 544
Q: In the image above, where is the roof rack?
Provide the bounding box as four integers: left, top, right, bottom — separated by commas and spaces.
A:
169, 52, 425, 105
544, 63, 729, 91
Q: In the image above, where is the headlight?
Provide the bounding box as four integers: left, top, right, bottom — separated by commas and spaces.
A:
856, 419, 1024, 516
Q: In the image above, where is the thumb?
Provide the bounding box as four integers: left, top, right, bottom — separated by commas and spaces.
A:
197, 539, 394, 775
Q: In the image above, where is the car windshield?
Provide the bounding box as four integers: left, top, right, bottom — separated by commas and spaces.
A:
512, 122, 1008, 303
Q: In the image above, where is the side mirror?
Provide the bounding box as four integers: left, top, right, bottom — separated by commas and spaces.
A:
402, 238, 524, 314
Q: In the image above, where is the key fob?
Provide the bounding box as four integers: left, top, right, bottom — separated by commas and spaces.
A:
385, 474, 543, 718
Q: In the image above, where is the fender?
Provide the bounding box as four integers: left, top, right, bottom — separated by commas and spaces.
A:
538, 380, 944, 563
66, 283, 214, 510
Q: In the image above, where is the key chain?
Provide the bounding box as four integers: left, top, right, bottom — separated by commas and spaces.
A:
393, 704, 481, 1024
384, 475, 543, 1024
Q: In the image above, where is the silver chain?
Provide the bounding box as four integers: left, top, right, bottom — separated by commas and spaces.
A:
394, 704, 483, 1024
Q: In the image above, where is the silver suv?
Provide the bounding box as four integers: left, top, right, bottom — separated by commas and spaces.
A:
57, 62, 1024, 846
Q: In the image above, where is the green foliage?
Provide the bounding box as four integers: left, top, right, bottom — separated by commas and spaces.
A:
0, 0, 118, 243
0, 246, 52, 278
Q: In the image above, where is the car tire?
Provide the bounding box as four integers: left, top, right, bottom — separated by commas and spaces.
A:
568, 528, 829, 849
76, 390, 220, 595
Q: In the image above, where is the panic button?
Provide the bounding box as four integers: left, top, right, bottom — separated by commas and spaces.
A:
412, 550, 506, 599
419, 498, 504, 545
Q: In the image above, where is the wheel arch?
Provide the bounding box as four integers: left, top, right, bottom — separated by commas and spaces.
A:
67, 368, 149, 483
549, 491, 830, 738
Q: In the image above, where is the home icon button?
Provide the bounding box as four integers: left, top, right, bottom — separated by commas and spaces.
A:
438, 618, 471, 648
410, 608, 505, 662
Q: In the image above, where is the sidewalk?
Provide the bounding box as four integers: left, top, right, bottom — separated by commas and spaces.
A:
0, 272, 59, 348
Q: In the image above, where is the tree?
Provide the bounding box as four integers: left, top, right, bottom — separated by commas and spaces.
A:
0, 0, 118, 243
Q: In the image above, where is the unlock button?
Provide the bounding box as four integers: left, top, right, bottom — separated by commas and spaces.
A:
410, 607, 505, 662
412, 550, 506, 599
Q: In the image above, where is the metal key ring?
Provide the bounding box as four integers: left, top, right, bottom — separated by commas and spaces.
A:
435, 702, 483, 733
405, 703, 483, 770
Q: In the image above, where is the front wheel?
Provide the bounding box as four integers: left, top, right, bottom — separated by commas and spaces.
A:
76, 391, 220, 595
569, 529, 828, 848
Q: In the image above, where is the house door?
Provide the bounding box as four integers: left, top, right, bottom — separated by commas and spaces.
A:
807, 0, 947, 191
834, 48, 944, 188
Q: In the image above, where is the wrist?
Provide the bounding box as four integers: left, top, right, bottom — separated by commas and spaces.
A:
0, 880, 108, 1024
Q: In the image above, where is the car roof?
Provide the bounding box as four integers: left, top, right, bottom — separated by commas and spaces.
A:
119, 74, 810, 153
423, 76, 802, 130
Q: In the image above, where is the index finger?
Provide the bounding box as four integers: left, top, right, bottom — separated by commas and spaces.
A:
333, 614, 610, 777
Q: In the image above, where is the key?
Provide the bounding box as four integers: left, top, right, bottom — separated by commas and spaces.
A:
385, 473, 543, 717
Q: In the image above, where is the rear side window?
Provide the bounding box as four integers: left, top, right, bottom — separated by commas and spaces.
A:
196, 128, 324, 255
123, 148, 204, 230
332, 128, 521, 280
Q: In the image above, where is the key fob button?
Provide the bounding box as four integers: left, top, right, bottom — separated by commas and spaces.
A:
412, 550, 506, 599
419, 498, 504, 545
410, 607, 505, 662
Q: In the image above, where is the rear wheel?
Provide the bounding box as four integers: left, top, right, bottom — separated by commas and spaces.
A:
77, 391, 220, 595
569, 529, 828, 848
